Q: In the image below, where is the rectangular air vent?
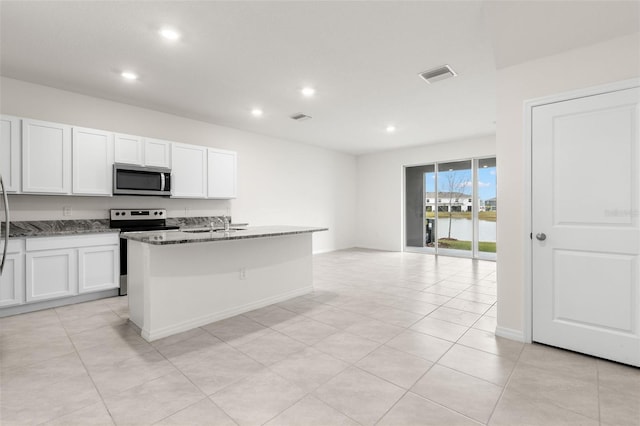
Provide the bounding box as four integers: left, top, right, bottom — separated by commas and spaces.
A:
419, 65, 457, 84
290, 113, 312, 121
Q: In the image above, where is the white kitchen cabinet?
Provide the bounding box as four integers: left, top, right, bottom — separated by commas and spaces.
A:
114, 135, 171, 168
22, 119, 71, 194
0, 239, 25, 308
25, 248, 76, 302
207, 148, 237, 199
0, 115, 21, 193
114, 133, 144, 165
72, 127, 114, 196
78, 245, 118, 293
24, 233, 119, 302
171, 143, 207, 198
144, 138, 172, 168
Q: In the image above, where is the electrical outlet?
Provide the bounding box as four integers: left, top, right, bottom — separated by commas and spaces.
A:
239, 268, 247, 280
63, 206, 72, 216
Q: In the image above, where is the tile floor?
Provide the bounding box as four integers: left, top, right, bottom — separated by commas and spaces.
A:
1, 248, 638, 425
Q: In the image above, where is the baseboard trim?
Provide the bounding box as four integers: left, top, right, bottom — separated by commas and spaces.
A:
0, 289, 120, 318
495, 325, 526, 343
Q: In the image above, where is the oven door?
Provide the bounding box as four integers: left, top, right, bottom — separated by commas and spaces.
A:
113, 164, 171, 196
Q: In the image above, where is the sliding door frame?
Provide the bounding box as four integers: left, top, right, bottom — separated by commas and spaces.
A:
404, 156, 496, 261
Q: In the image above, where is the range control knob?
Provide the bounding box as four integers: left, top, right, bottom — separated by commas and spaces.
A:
115, 212, 120, 216
159, 211, 163, 215
154, 212, 158, 215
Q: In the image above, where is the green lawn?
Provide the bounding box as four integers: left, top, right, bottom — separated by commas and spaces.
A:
437, 238, 496, 253
425, 211, 497, 222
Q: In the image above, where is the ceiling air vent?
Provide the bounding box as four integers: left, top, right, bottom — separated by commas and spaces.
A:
418, 65, 457, 84
290, 113, 312, 121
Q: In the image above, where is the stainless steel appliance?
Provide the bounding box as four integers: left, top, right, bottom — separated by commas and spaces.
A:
109, 209, 178, 295
0, 174, 9, 276
113, 163, 172, 196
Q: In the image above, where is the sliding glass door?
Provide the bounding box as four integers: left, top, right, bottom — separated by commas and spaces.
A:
405, 156, 496, 260
436, 160, 472, 256
477, 157, 497, 259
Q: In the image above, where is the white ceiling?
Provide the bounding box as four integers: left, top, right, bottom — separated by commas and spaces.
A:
1, 1, 638, 155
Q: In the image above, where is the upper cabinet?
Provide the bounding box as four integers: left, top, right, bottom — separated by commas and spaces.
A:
114, 133, 144, 165
144, 138, 171, 168
22, 119, 72, 194
0, 115, 21, 193
7, 115, 237, 200
72, 127, 114, 196
207, 148, 237, 199
114, 134, 171, 169
171, 143, 207, 198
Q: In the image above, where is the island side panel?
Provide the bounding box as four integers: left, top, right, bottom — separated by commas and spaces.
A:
132, 233, 313, 341
127, 240, 151, 332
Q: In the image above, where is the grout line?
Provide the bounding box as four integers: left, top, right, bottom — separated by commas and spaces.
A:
51, 304, 118, 426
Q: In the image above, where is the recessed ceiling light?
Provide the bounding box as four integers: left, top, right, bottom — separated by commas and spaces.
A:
386, 125, 396, 133
483, 165, 488, 168
121, 71, 138, 81
160, 27, 181, 41
301, 87, 316, 97
251, 108, 263, 117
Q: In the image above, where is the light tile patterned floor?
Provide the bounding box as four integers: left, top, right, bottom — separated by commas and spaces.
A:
1, 248, 638, 425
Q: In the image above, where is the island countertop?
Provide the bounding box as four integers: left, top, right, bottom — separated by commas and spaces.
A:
121, 225, 328, 245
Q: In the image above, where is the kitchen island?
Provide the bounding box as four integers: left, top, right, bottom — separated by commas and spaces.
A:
122, 226, 327, 341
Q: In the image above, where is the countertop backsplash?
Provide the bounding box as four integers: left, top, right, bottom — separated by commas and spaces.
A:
1, 216, 245, 238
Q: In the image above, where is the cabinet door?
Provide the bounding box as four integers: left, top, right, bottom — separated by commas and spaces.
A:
207, 149, 237, 199
78, 245, 119, 293
171, 143, 207, 198
0, 115, 21, 193
144, 138, 171, 168
72, 127, 114, 196
0, 252, 25, 307
26, 249, 77, 302
114, 133, 144, 165
22, 119, 71, 194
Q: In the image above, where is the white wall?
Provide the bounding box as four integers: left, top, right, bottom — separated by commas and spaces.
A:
0, 77, 357, 253
356, 135, 496, 251
496, 33, 640, 338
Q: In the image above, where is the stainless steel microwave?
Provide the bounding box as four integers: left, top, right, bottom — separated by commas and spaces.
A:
113, 163, 172, 196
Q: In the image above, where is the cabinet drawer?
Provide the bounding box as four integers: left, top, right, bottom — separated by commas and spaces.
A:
26, 233, 119, 251
0, 238, 24, 254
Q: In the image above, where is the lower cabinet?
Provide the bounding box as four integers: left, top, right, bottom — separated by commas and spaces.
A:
0, 240, 25, 307
78, 245, 118, 293
22, 233, 119, 304
26, 248, 77, 302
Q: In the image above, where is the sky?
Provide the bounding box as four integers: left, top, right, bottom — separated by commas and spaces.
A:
425, 166, 496, 201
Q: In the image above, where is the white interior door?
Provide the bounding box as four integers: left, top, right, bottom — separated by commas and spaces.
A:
532, 86, 640, 367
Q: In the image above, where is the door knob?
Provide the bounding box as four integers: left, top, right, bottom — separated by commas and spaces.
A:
536, 233, 547, 241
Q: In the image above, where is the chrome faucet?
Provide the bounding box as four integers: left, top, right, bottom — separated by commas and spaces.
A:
210, 217, 226, 230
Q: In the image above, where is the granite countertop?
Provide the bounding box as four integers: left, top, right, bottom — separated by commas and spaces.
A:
1, 219, 117, 238
121, 226, 328, 245
0, 216, 237, 238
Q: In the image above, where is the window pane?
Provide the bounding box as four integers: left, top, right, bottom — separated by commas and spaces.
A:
437, 160, 472, 254
478, 157, 497, 256
405, 164, 434, 248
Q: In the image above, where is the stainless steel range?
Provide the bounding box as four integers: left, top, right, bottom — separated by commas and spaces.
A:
109, 209, 179, 295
